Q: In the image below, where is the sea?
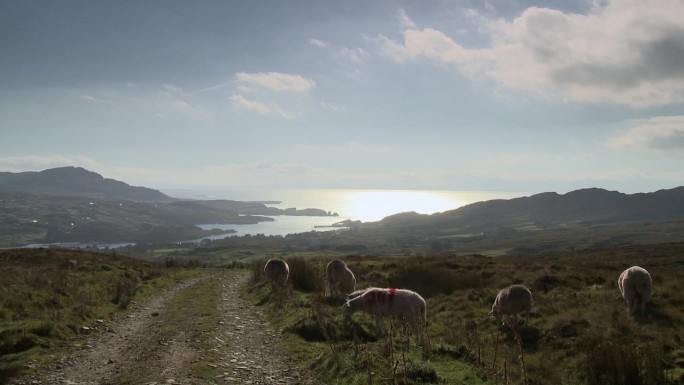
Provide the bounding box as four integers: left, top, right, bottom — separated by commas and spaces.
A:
163, 188, 529, 239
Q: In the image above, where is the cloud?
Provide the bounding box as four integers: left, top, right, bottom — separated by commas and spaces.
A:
309, 38, 368, 64
607, 115, 684, 150
230, 94, 294, 118
308, 38, 328, 48
333, 47, 369, 63
376, 1, 684, 107
320, 101, 346, 112
376, 28, 476, 69
186, 80, 239, 96
397, 9, 416, 29
163, 83, 183, 93
235, 72, 315, 93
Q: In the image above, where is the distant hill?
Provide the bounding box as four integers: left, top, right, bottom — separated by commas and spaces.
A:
373, 187, 684, 232
0, 167, 337, 247
313, 186, 684, 255
0, 167, 172, 202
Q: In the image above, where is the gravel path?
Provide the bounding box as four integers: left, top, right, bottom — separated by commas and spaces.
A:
11, 271, 305, 385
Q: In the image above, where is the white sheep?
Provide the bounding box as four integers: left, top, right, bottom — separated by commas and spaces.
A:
490, 284, 534, 326
618, 266, 652, 316
326, 259, 356, 298
343, 287, 426, 340
263, 258, 289, 292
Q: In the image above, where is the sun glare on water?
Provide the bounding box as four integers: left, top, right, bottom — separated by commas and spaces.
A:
343, 190, 464, 222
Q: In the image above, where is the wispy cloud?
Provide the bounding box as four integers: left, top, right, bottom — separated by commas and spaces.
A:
308, 38, 328, 48
607, 116, 684, 151
186, 80, 239, 96
376, 1, 684, 107
235, 72, 315, 93
230, 94, 294, 118
163, 83, 183, 93
320, 101, 346, 112
310, 38, 369, 63
397, 9, 416, 29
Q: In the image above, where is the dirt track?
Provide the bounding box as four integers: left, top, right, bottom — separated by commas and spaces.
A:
12, 271, 305, 385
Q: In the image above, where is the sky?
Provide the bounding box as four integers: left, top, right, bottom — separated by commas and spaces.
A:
1, 0, 683, 195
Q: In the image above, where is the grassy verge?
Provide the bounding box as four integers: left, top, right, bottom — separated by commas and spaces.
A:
0, 248, 198, 382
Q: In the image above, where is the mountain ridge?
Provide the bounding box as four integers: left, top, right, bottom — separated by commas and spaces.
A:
369, 186, 684, 235
0, 166, 172, 202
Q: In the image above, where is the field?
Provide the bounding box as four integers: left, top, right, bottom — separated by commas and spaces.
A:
2, 242, 683, 384
248, 242, 684, 385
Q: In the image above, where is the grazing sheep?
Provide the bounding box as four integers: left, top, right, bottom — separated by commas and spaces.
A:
618, 266, 652, 316
263, 258, 289, 292
343, 287, 426, 339
326, 259, 356, 298
490, 284, 534, 326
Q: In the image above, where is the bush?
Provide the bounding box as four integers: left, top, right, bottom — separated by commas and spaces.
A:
585, 338, 665, 385
287, 257, 323, 293
388, 264, 482, 297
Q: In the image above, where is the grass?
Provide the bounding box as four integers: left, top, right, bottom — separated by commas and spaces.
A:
247, 243, 684, 385
0, 248, 197, 382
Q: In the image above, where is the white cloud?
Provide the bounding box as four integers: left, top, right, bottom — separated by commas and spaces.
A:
308, 38, 328, 48
376, 28, 476, 69
607, 115, 684, 150
334, 47, 369, 63
309, 38, 368, 64
397, 9, 416, 29
377, 1, 684, 107
235, 72, 315, 93
230, 94, 294, 118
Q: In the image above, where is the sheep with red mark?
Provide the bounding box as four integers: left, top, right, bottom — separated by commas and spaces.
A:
343, 287, 426, 339
326, 259, 356, 298
263, 258, 289, 292
490, 284, 534, 326
618, 266, 652, 316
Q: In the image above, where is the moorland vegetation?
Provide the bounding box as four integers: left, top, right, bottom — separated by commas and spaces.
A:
247, 242, 684, 385
2, 242, 683, 384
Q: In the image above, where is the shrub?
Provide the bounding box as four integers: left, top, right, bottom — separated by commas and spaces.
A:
388, 264, 482, 297
287, 257, 323, 293
113, 274, 139, 308
585, 338, 665, 385
250, 259, 265, 284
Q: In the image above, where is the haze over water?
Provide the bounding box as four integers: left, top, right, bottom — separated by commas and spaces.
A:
165, 188, 528, 222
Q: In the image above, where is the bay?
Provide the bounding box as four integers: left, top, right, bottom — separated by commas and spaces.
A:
165, 188, 528, 238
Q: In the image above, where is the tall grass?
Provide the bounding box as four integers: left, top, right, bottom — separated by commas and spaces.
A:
248, 244, 684, 385
0, 248, 173, 381
585, 338, 665, 385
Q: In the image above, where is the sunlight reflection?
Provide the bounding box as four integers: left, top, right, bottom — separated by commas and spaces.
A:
343, 190, 463, 222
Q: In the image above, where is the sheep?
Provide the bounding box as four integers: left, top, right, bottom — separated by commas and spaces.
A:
263, 258, 289, 292
326, 259, 356, 298
618, 266, 652, 316
343, 287, 426, 340
490, 284, 534, 326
